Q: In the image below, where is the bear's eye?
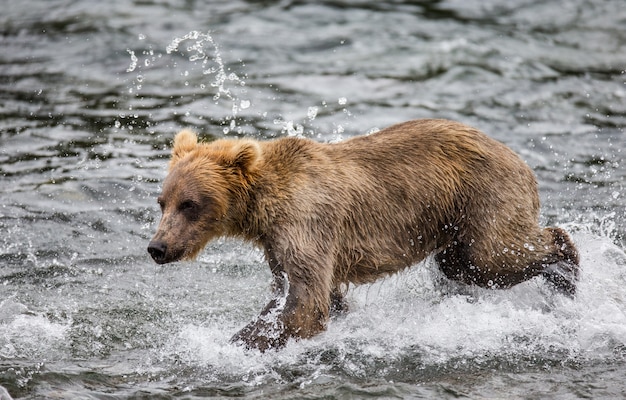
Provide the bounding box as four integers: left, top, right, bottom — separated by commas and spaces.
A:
178, 200, 197, 212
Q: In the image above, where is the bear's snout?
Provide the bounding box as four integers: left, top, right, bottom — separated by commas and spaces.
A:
147, 240, 168, 264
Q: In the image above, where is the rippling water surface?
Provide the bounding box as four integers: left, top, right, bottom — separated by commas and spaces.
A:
1, 1, 625, 398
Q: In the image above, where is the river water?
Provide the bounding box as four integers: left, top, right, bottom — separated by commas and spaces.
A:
1, 0, 625, 398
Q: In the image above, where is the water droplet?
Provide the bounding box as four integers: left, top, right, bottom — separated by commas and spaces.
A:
338, 97, 347, 105
126, 49, 138, 72
138, 33, 146, 40
307, 106, 318, 120
240, 99, 251, 109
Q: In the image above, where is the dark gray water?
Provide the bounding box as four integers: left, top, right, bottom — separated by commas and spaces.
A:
1, 0, 625, 398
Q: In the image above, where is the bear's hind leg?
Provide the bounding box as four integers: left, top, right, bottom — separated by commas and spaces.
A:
434, 240, 526, 288
435, 241, 478, 286
538, 227, 580, 296
435, 227, 580, 296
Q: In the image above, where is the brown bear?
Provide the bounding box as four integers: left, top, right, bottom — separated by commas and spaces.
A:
148, 119, 579, 352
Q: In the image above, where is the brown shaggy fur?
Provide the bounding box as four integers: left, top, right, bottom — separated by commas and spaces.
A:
148, 119, 579, 352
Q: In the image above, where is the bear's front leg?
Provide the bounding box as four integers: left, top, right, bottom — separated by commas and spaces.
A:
230, 296, 291, 352
231, 268, 331, 352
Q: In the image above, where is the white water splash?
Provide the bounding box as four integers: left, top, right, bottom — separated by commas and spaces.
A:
166, 31, 249, 134
0, 305, 68, 360
124, 31, 252, 134
153, 227, 626, 387
166, 31, 243, 102
126, 32, 361, 139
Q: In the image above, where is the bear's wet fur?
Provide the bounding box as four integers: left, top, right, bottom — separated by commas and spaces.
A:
148, 119, 579, 352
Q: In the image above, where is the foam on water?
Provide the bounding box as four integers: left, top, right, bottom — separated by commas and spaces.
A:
0, 300, 68, 361
148, 227, 626, 389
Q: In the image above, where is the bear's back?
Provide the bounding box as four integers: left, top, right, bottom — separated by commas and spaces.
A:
253, 119, 540, 285
322, 119, 538, 283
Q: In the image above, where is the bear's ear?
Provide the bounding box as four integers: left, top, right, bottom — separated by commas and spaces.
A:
170, 129, 197, 168
216, 140, 262, 176
231, 141, 262, 173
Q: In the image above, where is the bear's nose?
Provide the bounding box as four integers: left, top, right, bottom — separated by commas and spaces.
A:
147, 240, 167, 264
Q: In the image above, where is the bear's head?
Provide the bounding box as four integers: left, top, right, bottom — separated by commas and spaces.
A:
147, 129, 261, 264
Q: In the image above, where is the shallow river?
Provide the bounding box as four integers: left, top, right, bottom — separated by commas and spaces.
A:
1, 0, 625, 398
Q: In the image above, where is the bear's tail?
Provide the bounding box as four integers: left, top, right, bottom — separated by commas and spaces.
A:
540, 227, 580, 296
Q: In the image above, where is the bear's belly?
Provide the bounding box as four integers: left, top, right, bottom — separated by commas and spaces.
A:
338, 246, 431, 285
